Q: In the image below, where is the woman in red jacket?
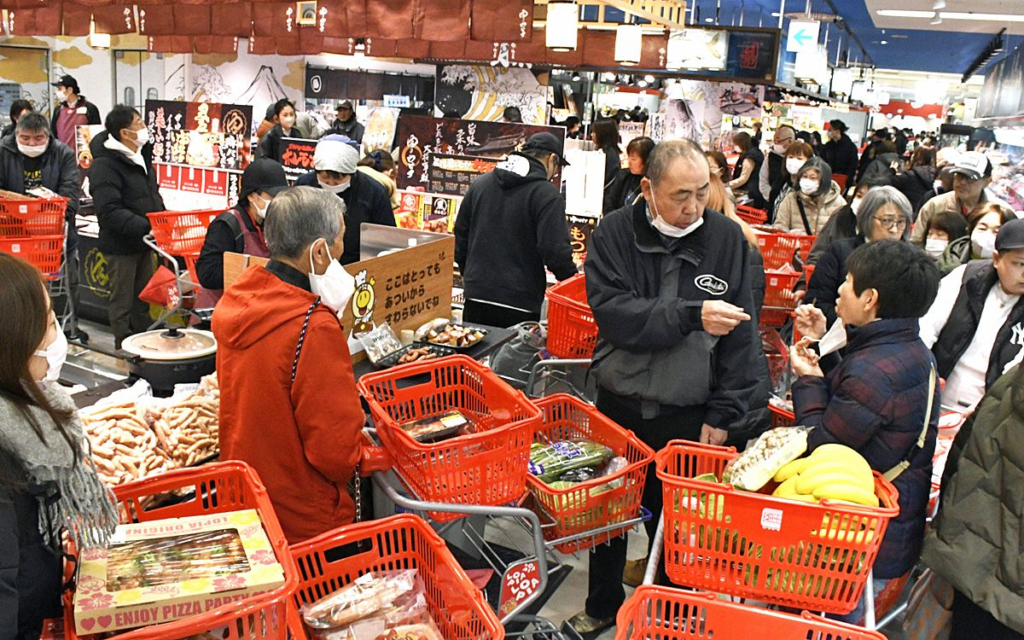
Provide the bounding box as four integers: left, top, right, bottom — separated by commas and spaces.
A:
212, 186, 363, 543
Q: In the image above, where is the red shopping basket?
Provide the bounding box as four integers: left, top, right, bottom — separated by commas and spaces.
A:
0, 234, 63, 280
655, 441, 899, 614
769, 404, 796, 428
63, 461, 299, 640
0, 196, 67, 236
757, 233, 817, 269
147, 209, 222, 255
736, 204, 768, 225
287, 514, 504, 639
616, 586, 885, 640
183, 251, 201, 287
527, 394, 654, 554
546, 273, 598, 359
356, 355, 541, 522
761, 269, 801, 327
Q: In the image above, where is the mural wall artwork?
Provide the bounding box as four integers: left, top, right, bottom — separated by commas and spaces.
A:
434, 64, 548, 125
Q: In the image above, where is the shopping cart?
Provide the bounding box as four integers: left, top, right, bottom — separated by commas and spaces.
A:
653, 440, 900, 617
287, 514, 504, 639
546, 273, 598, 359
760, 269, 802, 328
757, 232, 817, 269
615, 586, 885, 640
356, 355, 541, 522
736, 204, 768, 226
143, 209, 222, 327
62, 461, 299, 640
527, 394, 655, 554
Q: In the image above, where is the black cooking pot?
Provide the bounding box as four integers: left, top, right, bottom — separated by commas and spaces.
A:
119, 328, 217, 395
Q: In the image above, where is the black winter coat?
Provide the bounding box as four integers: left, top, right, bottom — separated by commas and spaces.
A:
256, 124, 307, 162
603, 169, 642, 214
294, 170, 395, 265
89, 131, 164, 255
892, 165, 935, 216
821, 135, 859, 184
1, 491, 62, 640
455, 153, 577, 314
806, 235, 866, 328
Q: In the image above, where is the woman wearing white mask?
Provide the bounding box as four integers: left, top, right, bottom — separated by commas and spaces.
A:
806, 186, 912, 329
195, 159, 289, 308
212, 186, 364, 545
773, 156, 847, 235
295, 135, 395, 264
921, 211, 969, 262
936, 202, 1016, 276
770, 141, 814, 217
805, 176, 891, 267
0, 254, 118, 639
256, 99, 306, 163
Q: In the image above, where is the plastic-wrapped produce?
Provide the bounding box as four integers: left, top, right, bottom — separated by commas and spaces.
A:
528, 440, 615, 484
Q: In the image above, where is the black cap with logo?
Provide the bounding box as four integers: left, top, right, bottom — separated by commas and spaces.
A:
995, 217, 1024, 253
523, 132, 570, 166
240, 159, 289, 202
51, 75, 80, 93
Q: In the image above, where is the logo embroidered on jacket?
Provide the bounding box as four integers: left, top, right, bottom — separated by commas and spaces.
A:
1011, 322, 1024, 347
695, 274, 728, 295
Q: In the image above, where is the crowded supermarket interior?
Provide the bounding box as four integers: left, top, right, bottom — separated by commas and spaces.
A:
1, 0, 1023, 638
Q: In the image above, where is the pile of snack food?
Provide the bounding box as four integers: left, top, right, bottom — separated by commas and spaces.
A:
414, 318, 486, 349
301, 569, 444, 640
80, 374, 220, 487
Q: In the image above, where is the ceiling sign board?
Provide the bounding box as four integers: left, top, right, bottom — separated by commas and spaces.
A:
794, 45, 829, 86
786, 20, 819, 54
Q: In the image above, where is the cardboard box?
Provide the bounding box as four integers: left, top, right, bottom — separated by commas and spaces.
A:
73, 509, 285, 635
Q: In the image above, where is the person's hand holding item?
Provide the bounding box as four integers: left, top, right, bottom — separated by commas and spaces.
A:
794, 304, 827, 340
790, 337, 823, 378
701, 300, 751, 336
699, 424, 728, 445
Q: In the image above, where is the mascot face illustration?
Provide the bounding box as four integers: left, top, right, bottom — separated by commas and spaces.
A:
351, 270, 376, 336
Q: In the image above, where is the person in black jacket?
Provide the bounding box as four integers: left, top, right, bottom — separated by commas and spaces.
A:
0, 113, 87, 341
807, 187, 912, 328
89, 105, 165, 349
856, 129, 893, 183
603, 136, 654, 213
1, 99, 32, 138
892, 146, 936, 218
821, 119, 859, 189
294, 135, 394, 265
567, 140, 757, 635
257, 99, 305, 163
593, 118, 622, 204
455, 132, 577, 328
195, 159, 289, 307
728, 130, 765, 208
49, 75, 101, 150
330, 101, 364, 143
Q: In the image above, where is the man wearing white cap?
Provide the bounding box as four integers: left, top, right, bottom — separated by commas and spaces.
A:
912, 151, 1012, 246
295, 134, 394, 264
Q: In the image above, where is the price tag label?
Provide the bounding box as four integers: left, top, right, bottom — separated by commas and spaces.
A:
498, 559, 541, 616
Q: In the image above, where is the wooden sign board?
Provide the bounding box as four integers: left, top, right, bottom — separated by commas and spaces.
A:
222, 235, 454, 354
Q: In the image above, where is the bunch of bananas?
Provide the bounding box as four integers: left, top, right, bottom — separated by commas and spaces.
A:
771, 444, 879, 507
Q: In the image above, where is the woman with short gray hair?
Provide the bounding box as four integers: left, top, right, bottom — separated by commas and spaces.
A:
212, 185, 365, 544
806, 186, 914, 327
774, 156, 847, 235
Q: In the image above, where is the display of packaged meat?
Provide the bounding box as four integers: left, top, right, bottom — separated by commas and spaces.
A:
398, 410, 474, 443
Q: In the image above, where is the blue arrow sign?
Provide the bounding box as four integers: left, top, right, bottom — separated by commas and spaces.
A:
793, 29, 811, 47
787, 20, 820, 52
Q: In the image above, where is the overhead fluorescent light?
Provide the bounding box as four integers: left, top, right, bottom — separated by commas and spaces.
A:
546, 1, 579, 52
942, 12, 1024, 22
878, 9, 1024, 22
614, 24, 642, 66
876, 10, 934, 18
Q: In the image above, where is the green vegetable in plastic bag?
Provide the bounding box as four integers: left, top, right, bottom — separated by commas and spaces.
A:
529, 440, 614, 484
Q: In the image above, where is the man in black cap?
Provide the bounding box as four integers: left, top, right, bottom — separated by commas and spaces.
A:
195, 159, 290, 307
50, 74, 101, 150
821, 119, 860, 189
912, 151, 1011, 246
330, 101, 364, 143
454, 132, 577, 327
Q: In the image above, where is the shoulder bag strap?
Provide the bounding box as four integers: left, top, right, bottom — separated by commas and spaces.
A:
884, 366, 937, 482
796, 196, 813, 235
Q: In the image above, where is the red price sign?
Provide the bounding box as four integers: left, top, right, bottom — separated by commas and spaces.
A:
498, 559, 541, 617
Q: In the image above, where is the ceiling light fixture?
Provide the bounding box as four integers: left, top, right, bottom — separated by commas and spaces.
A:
614, 23, 643, 66
876, 10, 936, 18
545, 1, 579, 52
644, 74, 655, 83
932, 0, 946, 9
931, 13, 942, 25
878, 9, 1024, 22
880, 40, 887, 45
